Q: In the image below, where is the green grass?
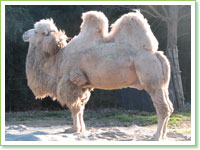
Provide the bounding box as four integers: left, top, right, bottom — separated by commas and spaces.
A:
168, 112, 191, 126
113, 111, 190, 126
6, 109, 191, 127
114, 115, 133, 122
84, 109, 191, 127
5, 111, 68, 121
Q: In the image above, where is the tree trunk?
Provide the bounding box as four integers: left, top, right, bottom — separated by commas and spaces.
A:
166, 6, 185, 109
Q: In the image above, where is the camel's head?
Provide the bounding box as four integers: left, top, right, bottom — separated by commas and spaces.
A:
23, 19, 68, 55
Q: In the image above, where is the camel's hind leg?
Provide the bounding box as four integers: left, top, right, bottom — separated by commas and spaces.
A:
146, 87, 172, 140
133, 50, 173, 140
162, 88, 174, 138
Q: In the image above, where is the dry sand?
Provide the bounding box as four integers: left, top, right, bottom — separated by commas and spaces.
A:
5, 118, 191, 141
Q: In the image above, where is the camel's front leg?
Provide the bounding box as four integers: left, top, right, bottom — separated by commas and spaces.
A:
79, 110, 86, 132
71, 110, 81, 132
71, 111, 86, 132
79, 89, 91, 132
70, 89, 91, 133
71, 109, 85, 132
57, 75, 91, 133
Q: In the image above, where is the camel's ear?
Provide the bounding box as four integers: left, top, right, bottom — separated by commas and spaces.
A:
56, 37, 67, 51
48, 34, 67, 55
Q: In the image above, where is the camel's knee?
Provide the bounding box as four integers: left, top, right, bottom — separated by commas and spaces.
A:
57, 75, 84, 107
168, 100, 174, 114
164, 89, 174, 114
147, 88, 172, 118
69, 90, 91, 114
155, 103, 172, 120
168, 104, 174, 115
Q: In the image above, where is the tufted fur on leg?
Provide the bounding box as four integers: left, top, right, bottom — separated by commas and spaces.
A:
57, 75, 91, 132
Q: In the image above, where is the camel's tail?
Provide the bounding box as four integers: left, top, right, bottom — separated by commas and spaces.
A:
155, 51, 171, 88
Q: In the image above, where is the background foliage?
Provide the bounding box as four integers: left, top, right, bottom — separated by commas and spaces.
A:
5, 5, 191, 112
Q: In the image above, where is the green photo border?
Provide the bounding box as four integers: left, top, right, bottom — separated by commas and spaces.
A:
0, 0, 198, 149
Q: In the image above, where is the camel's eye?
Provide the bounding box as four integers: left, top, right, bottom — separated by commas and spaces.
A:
43, 30, 50, 36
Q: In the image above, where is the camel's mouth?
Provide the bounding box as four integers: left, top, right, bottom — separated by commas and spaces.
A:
22, 29, 35, 42
22, 33, 29, 42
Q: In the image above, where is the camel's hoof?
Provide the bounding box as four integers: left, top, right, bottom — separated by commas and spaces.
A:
64, 127, 74, 133
80, 128, 86, 133
153, 137, 162, 141
162, 135, 167, 140
64, 127, 81, 133
153, 134, 162, 141
73, 128, 81, 133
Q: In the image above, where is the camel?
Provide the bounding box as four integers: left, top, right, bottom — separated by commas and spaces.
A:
23, 11, 173, 141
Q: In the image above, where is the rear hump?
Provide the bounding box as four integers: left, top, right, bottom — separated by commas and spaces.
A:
109, 11, 158, 52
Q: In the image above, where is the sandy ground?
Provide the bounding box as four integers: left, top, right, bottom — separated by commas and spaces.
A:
5, 124, 191, 141
5, 111, 191, 142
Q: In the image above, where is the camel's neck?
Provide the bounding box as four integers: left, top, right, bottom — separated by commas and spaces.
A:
26, 44, 63, 99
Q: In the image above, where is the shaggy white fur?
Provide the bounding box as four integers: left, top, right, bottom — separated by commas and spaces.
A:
34, 18, 58, 34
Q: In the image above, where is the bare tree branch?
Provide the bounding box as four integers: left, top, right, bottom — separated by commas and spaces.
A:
178, 13, 190, 22
148, 6, 167, 22
153, 19, 163, 32
178, 5, 187, 11
161, 5, 168, 17
140, 9, 161, 18
178, 32, 190, 38
117, 5, 134, 11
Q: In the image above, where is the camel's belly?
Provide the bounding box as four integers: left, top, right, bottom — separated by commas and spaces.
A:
88, 70, 138, 90
82, 57, 139, 89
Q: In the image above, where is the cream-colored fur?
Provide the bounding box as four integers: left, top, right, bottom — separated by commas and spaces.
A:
23, 11, 173, 141
23, 19, 68, 99
107, 10, 159, 52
